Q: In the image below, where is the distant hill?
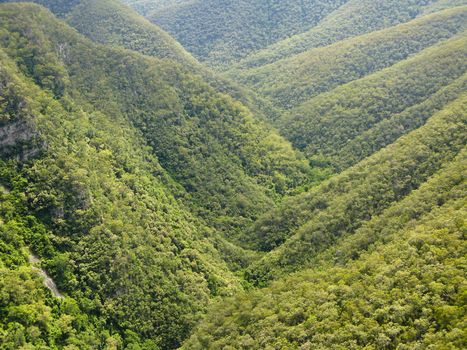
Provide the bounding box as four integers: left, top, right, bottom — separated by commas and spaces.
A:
125, 0, 467, 67
234, 0, 467, 69
230, 7, 467, 109
1, 1, 466, 349
125, 0, 349, 65
281, 34, 467, 169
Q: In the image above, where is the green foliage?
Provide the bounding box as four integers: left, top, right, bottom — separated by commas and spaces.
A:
0, 2, 312, 239
246, 95, 466, 281
184, 191, 467, 349
0, 4, 259, 347
234, 0, 465, 69
1, 1, 466, 349
66, 0, 197, 65
129, 0, 349, 65
231, 7, 467, 109
281, 34, 467, 169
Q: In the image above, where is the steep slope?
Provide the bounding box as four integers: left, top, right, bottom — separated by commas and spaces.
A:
2, 1, 466, 349
234, 0, 467, 69
184, 152, 466, 348
245, 94, 466, 283
124, 0, 194, 16
0, 32, 243, 349
1, 2, 313, 239
230, 7, 467, 109
0, 0, 196, 65
423, 0, 467, 12
0, 2, 312, 348
126, 0, 349, 65
0, 0, 284, 124
65, 0, 197, 65
281, 34, 467, 169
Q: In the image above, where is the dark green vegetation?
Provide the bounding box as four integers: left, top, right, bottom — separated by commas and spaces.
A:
127, 0, 467, 67
0, 0, 195, 64
0, 2, 309, 348
127, 0, 349, 65
66, 0, 197, 65
185, 151, 467, 348
233, 0, 467, 69
1, 0, 466, 349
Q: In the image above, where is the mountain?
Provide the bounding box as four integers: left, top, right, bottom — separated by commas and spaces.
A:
0, 0, 196, 65
1, 0, 314, 237
245, 94, 466, 281
65, 0, 198, 65
0, 3, 242, 348
1, 0, 285, 124
184, 149, 466, 348
229, 7, 467, 109
0, 2, 310, 348
281, 34, 467, 169
126, 0, 349, 65
1, 1, 466, 349
125, 0, 467, 67
233, 0, 467, 69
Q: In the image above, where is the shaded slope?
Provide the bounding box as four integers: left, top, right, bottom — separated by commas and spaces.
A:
230, 7, 467, 109
132, 0, 349, 65
0, 0, 284, 125
0, 3, 312, 239
0, 45, 236, 349
124, 0, 195, 16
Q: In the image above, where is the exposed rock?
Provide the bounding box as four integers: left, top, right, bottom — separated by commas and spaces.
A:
29, 252, 63, 299
0, 118, 43, 160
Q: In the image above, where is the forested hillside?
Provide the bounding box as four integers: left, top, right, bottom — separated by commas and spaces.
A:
0, 4, 243, 348
234, 0, 467, 69
0, 0, 196, 64
230, 7, 467, 109
281, 34, 466, 168
1, 1, 466, 349
0, 2, 308, 348
185, 153, 467, 347
126, 0, 349, 65
246, 95, 466, 280
126, 0, 467, 67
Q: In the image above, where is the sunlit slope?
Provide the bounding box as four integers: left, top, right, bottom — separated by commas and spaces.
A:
235, 0, 467, 69
66, 0, 197, 65
245, 95, 466, 282
230, 7, 467, 109
280, 34, 466, 169
2, 3, 313, 237
0, 0, 197, 65
184, 151, 466, 348
0, 33, 240, 350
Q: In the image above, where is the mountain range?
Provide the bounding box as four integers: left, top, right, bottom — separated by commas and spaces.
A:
0, 0, 465, 349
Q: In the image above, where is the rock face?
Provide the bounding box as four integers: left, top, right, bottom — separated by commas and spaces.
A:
0, 118, 42, 160
29, 253, 63, 298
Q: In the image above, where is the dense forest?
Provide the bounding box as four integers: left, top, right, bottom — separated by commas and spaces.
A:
0, 0, 466, 349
